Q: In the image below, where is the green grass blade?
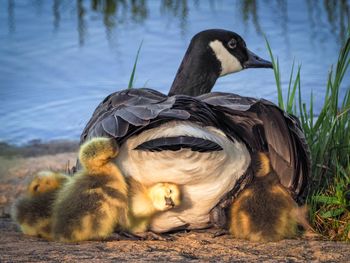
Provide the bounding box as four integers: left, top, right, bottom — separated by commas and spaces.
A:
128, 40, 143, 89
287, 64, 300, 112
265, 37, 284, 110
320, 208, 345, 218
312, 195, 340, 205
287, 59, 295, 105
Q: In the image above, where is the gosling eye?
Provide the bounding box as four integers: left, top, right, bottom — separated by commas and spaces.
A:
169, 189, 172, 194
227, 39, 237, 49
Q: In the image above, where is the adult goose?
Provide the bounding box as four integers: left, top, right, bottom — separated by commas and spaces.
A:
79, 29, 310, 233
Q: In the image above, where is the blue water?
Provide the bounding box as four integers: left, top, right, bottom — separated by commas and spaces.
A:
0, 0, 349, 144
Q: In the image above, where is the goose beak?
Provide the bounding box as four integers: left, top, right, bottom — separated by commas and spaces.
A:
243, 50, 273, 69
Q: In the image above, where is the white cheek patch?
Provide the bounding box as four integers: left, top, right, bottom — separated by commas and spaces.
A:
209, 40, 243, 76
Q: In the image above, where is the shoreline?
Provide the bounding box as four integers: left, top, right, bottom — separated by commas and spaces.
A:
0, 140, 79, 158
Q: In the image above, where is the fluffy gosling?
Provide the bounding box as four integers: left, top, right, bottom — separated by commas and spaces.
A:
128, 179, 181, 235
11, 171, 70, 239
229, 152, 310, 242
51, 137, 129, 242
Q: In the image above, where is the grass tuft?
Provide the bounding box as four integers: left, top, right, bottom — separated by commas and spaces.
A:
266, 34, 350, 241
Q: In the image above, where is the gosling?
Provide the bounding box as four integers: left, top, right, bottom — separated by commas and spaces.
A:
128, 179, 181, 235
51, 137, 129, 242
229, 152, 310, 242
11, 171, 70, 240
52, 137, 182, 242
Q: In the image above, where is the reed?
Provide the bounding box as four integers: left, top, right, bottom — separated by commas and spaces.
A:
266, 34, 350, 241
128, 40, 143, 89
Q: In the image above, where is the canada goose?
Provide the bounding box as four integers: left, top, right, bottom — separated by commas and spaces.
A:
229, 153, 310, 242
11, 171, 70, 240
79, 29, 310, 233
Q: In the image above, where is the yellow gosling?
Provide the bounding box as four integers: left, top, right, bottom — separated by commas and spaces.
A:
128, 179, 181, 234
11, 171, 70, 239
52, 137, 129, 242
229, 152, 310, 242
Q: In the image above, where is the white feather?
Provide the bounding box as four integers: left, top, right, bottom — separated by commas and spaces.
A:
115, 121, 250, 232
209, 40, 243, 76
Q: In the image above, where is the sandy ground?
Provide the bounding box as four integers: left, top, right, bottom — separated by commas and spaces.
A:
0, 144, 349, 262
1, 217, 350, 262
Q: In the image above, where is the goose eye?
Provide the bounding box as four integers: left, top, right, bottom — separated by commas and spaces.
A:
228, 39, 237, 49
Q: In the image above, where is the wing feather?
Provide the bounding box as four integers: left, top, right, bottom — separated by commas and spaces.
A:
134, 136, 223, 152
201, 92, 310, 202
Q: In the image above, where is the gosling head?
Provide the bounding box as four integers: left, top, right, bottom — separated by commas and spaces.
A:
149, 183, 181, 211
27, 171, 62, 195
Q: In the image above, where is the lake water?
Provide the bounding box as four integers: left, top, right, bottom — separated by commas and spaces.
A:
0, 0, 349, 144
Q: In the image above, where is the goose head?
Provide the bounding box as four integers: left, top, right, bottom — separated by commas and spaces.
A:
169, 29, 273, 96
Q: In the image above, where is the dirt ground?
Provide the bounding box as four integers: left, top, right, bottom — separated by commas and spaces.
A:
0, 143, 349, 262
1, 217, 350, 263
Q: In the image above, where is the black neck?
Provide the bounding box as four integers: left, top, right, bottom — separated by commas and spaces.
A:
168, 45, 221, 97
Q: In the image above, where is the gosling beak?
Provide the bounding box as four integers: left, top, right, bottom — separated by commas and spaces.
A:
165, 197, 175, 207
243, 49, 273, 69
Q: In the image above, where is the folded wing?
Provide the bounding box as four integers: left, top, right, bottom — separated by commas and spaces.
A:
79, 89, 310, 202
